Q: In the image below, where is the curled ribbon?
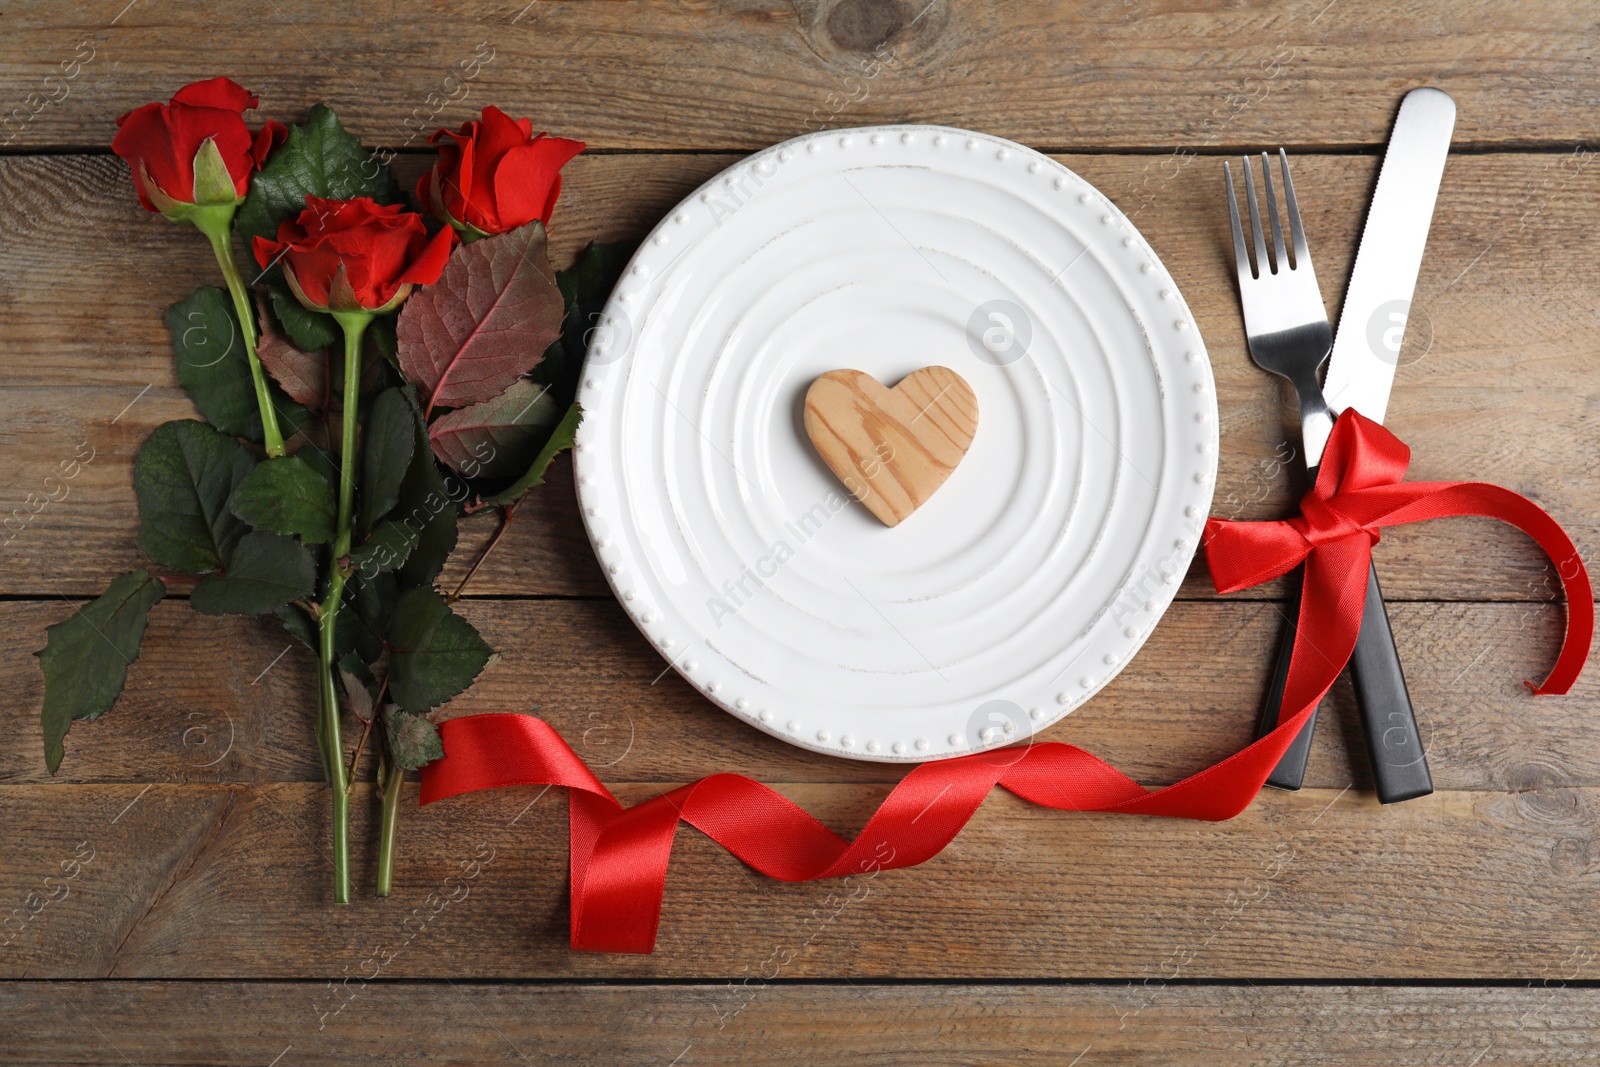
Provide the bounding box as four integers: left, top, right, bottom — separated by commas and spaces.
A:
420, 411, 1592, 954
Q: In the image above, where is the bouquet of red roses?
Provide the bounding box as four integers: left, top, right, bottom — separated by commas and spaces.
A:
35, 78, 627, 901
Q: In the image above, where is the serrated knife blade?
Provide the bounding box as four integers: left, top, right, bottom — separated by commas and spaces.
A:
1322, 87, 1456, 424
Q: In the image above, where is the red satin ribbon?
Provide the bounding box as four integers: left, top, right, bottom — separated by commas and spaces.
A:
421, 411, 1592, 954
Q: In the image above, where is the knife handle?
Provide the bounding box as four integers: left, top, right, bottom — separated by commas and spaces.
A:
1347, 563, 1433, 803
1256, 556, 1434, 801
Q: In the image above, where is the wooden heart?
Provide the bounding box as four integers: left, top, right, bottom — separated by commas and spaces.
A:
803, 367, 979, 527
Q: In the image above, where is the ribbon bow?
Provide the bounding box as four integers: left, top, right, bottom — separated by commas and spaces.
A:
421, 410, 1591, 954
1204, 411, 1591, 699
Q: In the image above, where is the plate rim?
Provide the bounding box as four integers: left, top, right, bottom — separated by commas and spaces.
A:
573, 122, 1220, 762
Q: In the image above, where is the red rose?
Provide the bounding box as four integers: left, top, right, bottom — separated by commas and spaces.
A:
253, 196, 456, 314
112, 77, 286, 215
417, 105, 585, 237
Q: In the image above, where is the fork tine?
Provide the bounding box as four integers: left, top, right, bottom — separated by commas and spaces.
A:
1277, 148, 1309, 271
1224, 161, 1253, 282
1260, 151, 1289, 273
1241, 155, 1271, 277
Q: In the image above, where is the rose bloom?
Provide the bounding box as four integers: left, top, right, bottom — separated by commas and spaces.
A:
112, 77, 285, 212
417, 105, 585, 237
253, 196, 455, 314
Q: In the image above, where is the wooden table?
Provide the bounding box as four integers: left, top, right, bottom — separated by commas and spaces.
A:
3, 2, 1598, 1062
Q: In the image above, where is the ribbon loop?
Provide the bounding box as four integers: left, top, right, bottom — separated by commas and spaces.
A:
422, 410, 1591, 954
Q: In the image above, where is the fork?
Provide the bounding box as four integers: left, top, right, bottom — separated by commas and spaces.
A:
1224, 150, 1433, 802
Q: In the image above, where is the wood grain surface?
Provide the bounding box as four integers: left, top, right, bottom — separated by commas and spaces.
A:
1, 0, 1598, 151
4, 779, 1600, 980
2, 600, 1585, 791
3, 0, 1598, 1061
804, 367, 980, 525
4, 983, 1598, 1065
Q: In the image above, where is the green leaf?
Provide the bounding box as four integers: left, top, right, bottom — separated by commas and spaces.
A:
228, 455, 337, 543
37, 570, 166, 773
339, 654, 378, 722
557, 241, 638, 317
366, 314, 399, 373
167, 287, 307, 442
236, 103, 402, 253
268, 282, 339, 352
428, 379, 561, 479
275, 598, 374, 664
191, 531, 317, 615
350, 567, 399, 660
349, 519, 420, 576
383, 706, 445, 770
294, 441, 342, 493
359, 386, 415, 534
396, 387, 460, 590
134, 420, 256, 573
386, 587, 491, 712
542, 240, 637, 406
276, 603, 317, 649
479, 401, 583, 507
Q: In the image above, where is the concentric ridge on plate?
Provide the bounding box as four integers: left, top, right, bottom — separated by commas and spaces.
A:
573, 123, 1219, 763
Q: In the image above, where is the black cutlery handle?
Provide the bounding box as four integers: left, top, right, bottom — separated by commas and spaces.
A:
1347, 564, 1433, 803
1254, 458, 1432, 799
1257, 571, 1317, 790
1256, 557, 1433, 800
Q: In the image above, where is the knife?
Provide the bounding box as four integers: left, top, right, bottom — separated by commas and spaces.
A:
1324, 88, 1456, 420
1259, 87, 1454, 803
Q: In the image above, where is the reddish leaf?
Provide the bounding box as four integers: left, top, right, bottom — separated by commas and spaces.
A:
255, 294, 387, 410
254, 294, 326, 407
427, 378, 559, 479
395, 221, 564, 414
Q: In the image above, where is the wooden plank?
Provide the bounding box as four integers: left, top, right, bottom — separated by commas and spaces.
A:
1, 778, 1597, 979
2, 150, 1595, 599
1, 1, 1597, 150
2, 600, 1586, 792
4, 981, 1598, 1065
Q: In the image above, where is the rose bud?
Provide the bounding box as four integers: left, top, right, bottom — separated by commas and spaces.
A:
112, 77, 286, 221
417, 105, 585, 240
252, 196, 456, 316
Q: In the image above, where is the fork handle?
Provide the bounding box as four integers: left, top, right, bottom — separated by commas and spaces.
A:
1257, 570, 1318, 790
1256, 473, 1433, 802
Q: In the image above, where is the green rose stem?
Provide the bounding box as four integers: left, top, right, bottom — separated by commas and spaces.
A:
339, 674, 402, 898
375, 752, 404, 897
190, 205, 286, 458
311, 640, 349, 903
314, 308, 373, 904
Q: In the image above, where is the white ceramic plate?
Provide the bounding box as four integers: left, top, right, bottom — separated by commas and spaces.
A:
574, 125, 1217, 762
